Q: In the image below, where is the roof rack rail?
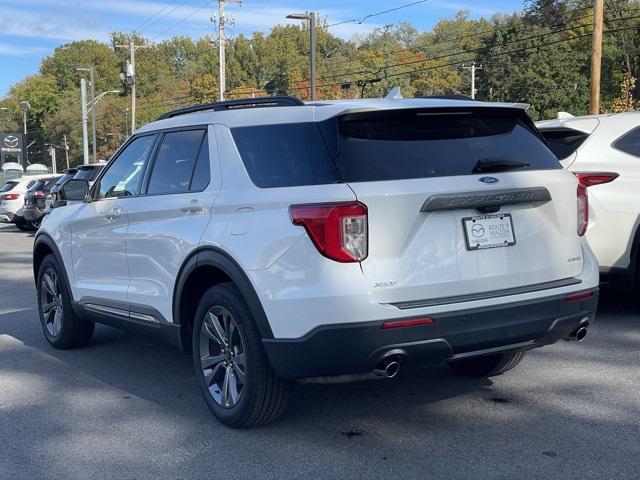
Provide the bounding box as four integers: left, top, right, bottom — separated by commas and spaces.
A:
420, 94, 476, 101
156, 96, 305, 120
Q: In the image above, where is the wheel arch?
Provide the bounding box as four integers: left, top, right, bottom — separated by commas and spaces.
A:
33, 234, 67, 288
173, 246, 274, 353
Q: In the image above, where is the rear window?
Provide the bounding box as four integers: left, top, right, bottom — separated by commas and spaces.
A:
231, 123, 338, 188
28, 181, 46, 192
147, 130, 205, 195
539, 128, 590, 160
75, 166, 103, 181
612, 126, 640, 157
330, 108, 561, 182
0, 181, 18, 193
55, 173, 76, 186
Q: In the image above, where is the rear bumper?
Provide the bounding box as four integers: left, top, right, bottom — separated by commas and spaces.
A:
22, 206, 43, 222
262, 290, 598, 379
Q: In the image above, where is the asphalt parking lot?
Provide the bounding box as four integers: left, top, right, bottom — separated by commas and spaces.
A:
0, 222, 639, 480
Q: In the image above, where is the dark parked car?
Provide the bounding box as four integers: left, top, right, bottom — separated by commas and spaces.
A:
22, 175, 61, 230
46, 168, 78, 212
73, 162, 105, 185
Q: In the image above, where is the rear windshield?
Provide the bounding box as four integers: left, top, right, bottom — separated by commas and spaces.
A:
539, 128, 590, 160
28, 181, 46, 192
74, 166, 102, 181
330, 108, 560, 182
231, 108, 559, 187
0, 181, 18, 193
55, 173, 76, 186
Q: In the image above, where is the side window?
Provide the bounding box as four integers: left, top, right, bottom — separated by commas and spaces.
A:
539, 129, 590, 160
612, 126, 640, 157
189, 134, 210, 192
231, 123, 337, 188
147, 130, 205, 195
98, 135, 155, 199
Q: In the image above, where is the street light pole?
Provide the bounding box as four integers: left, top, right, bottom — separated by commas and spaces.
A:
19, 101, 30, 167
77, 67, 96, 162
286, 12, 317, 100
80, 78, 90, 165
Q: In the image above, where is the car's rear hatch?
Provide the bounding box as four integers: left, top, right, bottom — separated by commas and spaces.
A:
326, 107, 584, 306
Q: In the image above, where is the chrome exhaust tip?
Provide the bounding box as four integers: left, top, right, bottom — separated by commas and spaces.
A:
565, 324, 589, 342
373, 358, 401, 378
574, 326, 588, 342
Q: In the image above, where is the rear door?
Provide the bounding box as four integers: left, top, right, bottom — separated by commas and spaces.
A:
328, 107, 584, 306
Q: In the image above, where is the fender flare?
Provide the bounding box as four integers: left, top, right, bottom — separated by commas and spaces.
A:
33, 233, 82, 316
33, 233, 68, 289
173, 247, 274, 339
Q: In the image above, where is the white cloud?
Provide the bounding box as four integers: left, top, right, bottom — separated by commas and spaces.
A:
0, 42, 48, 56
429, 1, 514, 17
0, 0, 381, 42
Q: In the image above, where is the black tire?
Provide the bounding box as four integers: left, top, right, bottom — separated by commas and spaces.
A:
14, 216, 31, 231
193, 283, 289, 428
36, 254, 95, 349
448, 350, 527, 378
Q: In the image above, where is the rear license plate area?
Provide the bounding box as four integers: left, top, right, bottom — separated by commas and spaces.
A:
462, 214, 516, 250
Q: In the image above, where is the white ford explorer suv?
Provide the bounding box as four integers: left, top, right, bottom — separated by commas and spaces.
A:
33, 95, 599, 427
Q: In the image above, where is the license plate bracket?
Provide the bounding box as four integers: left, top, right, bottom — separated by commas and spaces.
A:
462, 214, 516, 251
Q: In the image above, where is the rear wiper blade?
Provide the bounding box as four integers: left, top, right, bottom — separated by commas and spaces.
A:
472, 158, 530, 173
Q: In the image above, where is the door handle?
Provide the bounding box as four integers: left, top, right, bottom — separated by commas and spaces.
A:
180, 202, 203, 214
105, 207, 123, 221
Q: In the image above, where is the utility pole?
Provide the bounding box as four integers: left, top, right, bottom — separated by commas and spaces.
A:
77, 67, 96, 162
590, 0, 604, 115
214, 0, 242, 101
116, 40, 149, 134
462, 62, 483, 99
80, 78, 90, 165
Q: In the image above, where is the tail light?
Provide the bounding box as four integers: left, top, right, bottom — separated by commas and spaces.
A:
34, 190, 45, 198
290, 202, 368, 262
576, 182, 588, 236
1, 194, 19, 201
574, 172, 617, 236
574, 171, 619, 187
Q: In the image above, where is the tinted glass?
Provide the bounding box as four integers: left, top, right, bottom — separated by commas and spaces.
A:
55, 173, 76, 186
231, 123, 338, 188
98, 135, 155, 199
147, 130, 204, 195
189, 134, 210, 191
539, 129, 590, 160
75, 168, 95, 181
331, 109, 560, 182
28, 181, 46, 192
613, 126, 640, 157
0, 181, 18, 193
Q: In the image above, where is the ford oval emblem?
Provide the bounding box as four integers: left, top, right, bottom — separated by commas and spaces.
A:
479, 176, 499, 184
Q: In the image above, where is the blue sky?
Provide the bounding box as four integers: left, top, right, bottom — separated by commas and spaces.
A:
0, 0, 522, 96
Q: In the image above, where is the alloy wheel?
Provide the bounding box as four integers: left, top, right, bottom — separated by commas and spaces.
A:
40, 268, 63, 337
199, 306, 247, 408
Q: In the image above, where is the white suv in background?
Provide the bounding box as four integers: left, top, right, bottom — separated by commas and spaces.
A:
537, 112, 640, 290
0, 175, 47, 229
33, 96, 599, 427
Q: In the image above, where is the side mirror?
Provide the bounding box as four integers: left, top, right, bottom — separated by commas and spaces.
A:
61, 179, 90, 202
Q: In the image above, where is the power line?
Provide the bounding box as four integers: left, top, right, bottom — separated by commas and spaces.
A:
150, 2, 209, 41
324, 0, 429, 29
314, 11, 640, 84
134, 0, 190, 33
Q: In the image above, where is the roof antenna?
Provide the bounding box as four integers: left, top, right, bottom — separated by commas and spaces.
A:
385, 86, 402, 100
